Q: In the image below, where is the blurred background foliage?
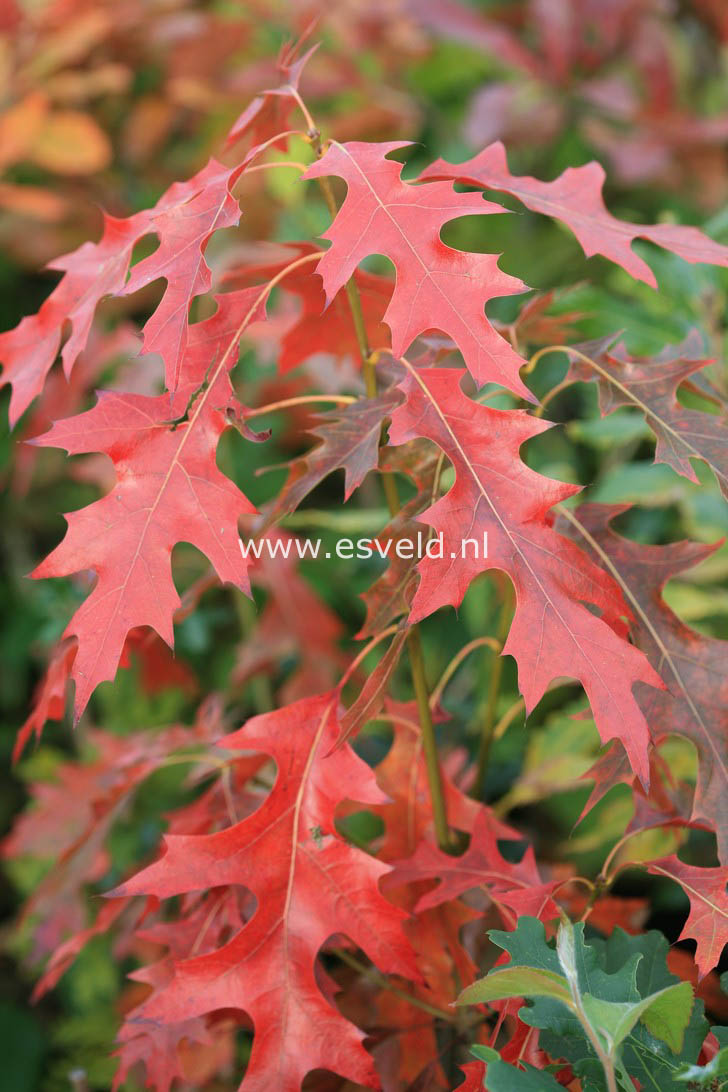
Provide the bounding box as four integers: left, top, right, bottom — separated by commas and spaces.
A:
0, 0, 727, 1088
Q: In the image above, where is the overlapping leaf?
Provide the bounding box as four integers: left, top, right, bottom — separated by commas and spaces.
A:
224, 242, 392, 372
559, 504, 728, 862
224, 36, 317, 150
114, 693, 419, 1091
356, 699, 487, 860
390, 808, 561, 923
565, 336, 728, 496
358, 441, 442, 638
387, 364, 663, 782
305, 141, 533, 396
421, 142, 728, 287
234, 529, 345, 703
0, 158, 244, 424
647, 856, 728, 979
262, 389, 401, 525
31, 287, 266, 718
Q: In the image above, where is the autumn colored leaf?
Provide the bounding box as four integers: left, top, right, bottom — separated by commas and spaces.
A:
30, 287, 266, 719
11, 323, 141, 495
276, 265, 391, 374
367, 900, 480, 1088
121, 158, 245, 389
339, 627, 408, 742
4, 31, 728, 1092
390, 808, 561, 924
13, 637, 75, 761
305, 141, 533, 396
0, 91, 111, 175
357, 441, 442, 638
0, 157, 243, 424
564, 336, 728, 496
34, 898, 130, 999
508, 290, 583, 349
421, 142, 728, 286
114, 959, 235, 1092
387, 363, 663, 783
560, 504, 728, 863
113, 694, 419, 1091
3, 723, 214, 961
647, 856, 728, 979
30, 108, 112, 174
455, 1061, 487, 1091
224, 36, 318, 150
262, 389, 401, 525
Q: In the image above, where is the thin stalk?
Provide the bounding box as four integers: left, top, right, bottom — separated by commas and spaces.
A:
473, 578, 513, 799
429, 636, 502, 711
408, 625, 451, 849
571, 992, 619, 1092
246, 394, 355, 418
242, 160, 308, 174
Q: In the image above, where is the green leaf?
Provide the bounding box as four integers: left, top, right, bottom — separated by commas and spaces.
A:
484, 1059, 567, 1092
458, 966, 574, 1009
468, 920, 705, 1092
544, 928, 707, 1092
581, 981, 693, 1054
470, 1044, 500, 1064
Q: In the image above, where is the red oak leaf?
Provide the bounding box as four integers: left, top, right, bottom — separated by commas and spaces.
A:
560, 504, 728, 862
455, 1061, 487, 1090
3, 723, 210, 962
358, 442, 442, 639
114, 959, 233, 1092
371, 901, 479, 1088
12, 323, 141, 494
565, 337, 728, 496
0, 159, 243, 425
390, 808, 561, 925
33, 898, 129, 999
387, 365, 662, 784
113, 693, 419, 1091
577, 742, 688, 828
121, 158, 244, 390
666, 949, 728, 1022
13, 637, 75, 761
261, 389, 401, 525
339, 627, 408, 743
647, 856, 728, 979
225, 36, 318, 150
304, 142, 533, 396
275, 265, 391, 373
0, 213, 137, 427
509, 290, 583, 348
31, 287, 266, 719
421, 142, 728, 287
